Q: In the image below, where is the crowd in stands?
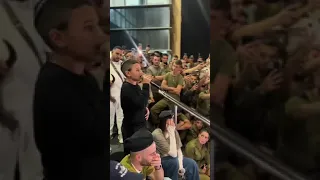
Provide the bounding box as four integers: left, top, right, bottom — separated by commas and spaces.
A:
210, 0, 320, 179
110, 44, 211, 180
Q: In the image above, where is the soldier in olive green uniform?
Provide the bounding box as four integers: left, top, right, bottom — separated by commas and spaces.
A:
146, 56, 163, 78
185, 129, 210, 180
196, 87, 210, 118
161, 63, 171, 76
176, 112, 192, 143
276, 88, 320, 179
146, 54, 164, 103
161, 53, 171, 75
211, 2, 255, 180
211, 38, 237, 128
150, 60, 184, 126
186, 119, 204, 143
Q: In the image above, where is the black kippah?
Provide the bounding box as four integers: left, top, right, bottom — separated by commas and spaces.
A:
124, 129, 154, 152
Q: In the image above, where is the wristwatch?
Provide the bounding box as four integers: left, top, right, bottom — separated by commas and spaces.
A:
154, 165, 162, 170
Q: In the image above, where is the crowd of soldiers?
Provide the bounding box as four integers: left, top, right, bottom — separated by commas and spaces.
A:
110, 45, 211, 179
211, 0, 320, 179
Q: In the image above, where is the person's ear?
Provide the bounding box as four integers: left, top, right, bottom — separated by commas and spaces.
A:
49, 29, 67, 48
125, 71, 130, 78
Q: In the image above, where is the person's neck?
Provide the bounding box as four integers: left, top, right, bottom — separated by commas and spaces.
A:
172, 71, 180, 76
126, 78, 138, 85
51, 53, 85, 75
197, 139, 203, 148
130, 157, 143, 172
111, 58, 120, 63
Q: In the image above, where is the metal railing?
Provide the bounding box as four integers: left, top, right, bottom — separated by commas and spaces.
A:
150, 82, 309, 180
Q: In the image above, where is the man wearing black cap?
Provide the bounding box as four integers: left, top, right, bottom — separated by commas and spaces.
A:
120, 129, 166, 180
121, 60, 152, 155
110, 160, 144, 180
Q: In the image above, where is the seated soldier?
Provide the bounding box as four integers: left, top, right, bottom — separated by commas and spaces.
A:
175, 110, 192, 144
150, 60, 184, 126
152, 110, 200, 180
186, 119, 204, 143
196, 85, 210, 118
120, 129, 171, 180
185, 129, 211, 180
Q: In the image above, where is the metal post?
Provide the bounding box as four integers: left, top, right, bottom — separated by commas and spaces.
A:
174, 105, 177, 124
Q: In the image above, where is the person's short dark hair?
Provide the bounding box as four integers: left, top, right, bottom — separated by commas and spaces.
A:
174, 55, 179, 59
153, 51, 162, 57
34, 0, 93, 50
162, 53, 168, 57
211, 0, 231, 12
113, 46, 123, 51
121, 59, 138, 77
124, 51, 132, 56
175, 59, 183, 67
159, 110, 173, 132
153, 52, 161, 58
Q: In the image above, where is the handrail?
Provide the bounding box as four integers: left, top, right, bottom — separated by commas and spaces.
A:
150, 82, 309, 180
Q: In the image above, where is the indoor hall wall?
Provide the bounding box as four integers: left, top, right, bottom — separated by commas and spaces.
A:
110, 6, 171, 50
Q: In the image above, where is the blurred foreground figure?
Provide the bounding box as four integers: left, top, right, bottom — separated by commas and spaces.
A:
33, 1, 108, 179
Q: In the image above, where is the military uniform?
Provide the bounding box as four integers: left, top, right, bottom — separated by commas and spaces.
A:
186, 124, 201, 143
185, 139, 210, 180
146, 65, 163, 77
210, 39, 237, 127
196, 90, 210, 118
150, 72, 184, 125
161, 65, 171, 75
146, 65, 163, 103
211, 39, 254, 180
277, 93, 320, 176
176, 112, 190, 143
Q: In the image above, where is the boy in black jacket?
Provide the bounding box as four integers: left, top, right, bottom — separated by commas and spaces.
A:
33, 1, 108, 179
120, 60, 152, 155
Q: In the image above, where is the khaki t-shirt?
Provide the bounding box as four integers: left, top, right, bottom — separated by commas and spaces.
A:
185, 138, 210, 170
197, 91, 210, 117
281, 96, 320, 171
120, 154, 155, 178
210, 39, 236, 127
210, 39, 237, 79
146, 65, 163, 76
161, 66, 171, 75
164, 72, 184, 100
